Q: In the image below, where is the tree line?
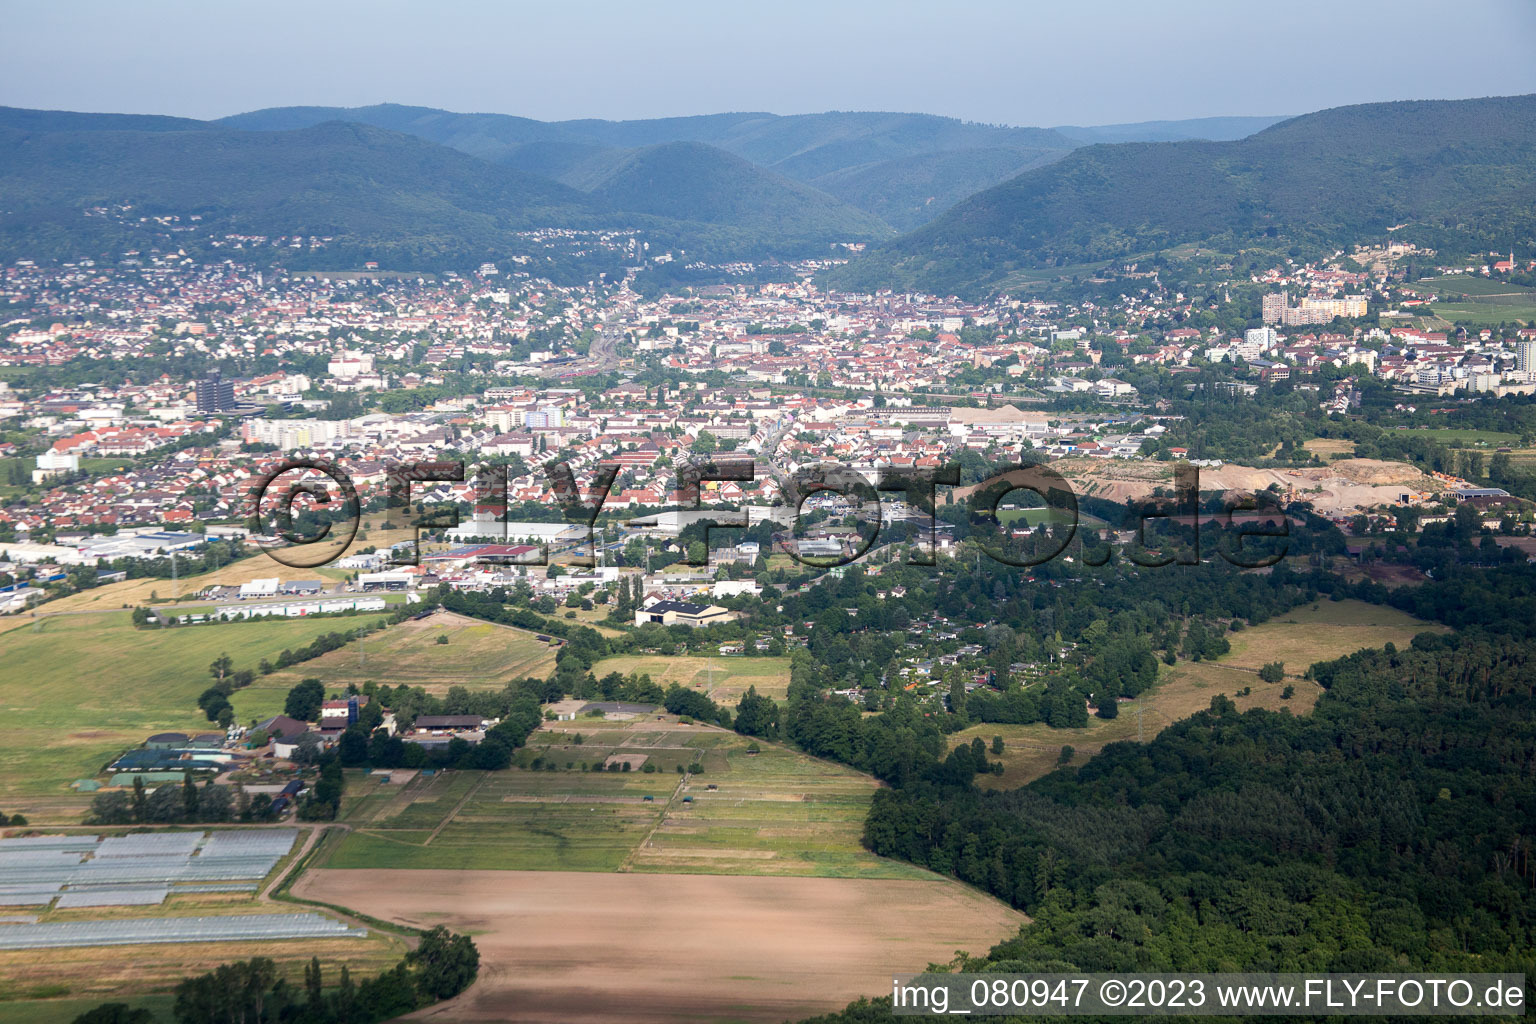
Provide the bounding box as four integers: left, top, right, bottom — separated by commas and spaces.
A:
72, 926, 478, 1024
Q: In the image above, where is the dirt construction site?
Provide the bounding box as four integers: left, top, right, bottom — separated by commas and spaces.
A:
1054, 457, 1439, 516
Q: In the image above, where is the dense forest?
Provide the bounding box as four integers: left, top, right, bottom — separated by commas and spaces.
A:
794, 559, 1536, 1023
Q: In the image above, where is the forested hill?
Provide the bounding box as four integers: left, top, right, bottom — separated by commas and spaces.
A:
0, 119, 607, 266
0, 110, 890, 266
825, 94, 1536, 298
1051, 114, 1288, 144
0, 102, 1312, 266
797, 563, 1536, 1024
0, 106, 212, 133
577, 141, 891, 240
217, 105, 1290, 233
220, 105, 1082, 231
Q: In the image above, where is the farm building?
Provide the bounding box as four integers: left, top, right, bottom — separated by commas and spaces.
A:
401, 714, 490, 749
320, 696, 370, 729
108, 748, 231, 776
412, 714, 490, 731
254, 715, 310, 742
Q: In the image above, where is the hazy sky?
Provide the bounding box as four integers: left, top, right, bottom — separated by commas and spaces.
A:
4, 0, 1535, 126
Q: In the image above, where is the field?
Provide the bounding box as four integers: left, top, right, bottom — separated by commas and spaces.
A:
1416, 275, 1536, 325
1302, 437, 1356, 459
954, 666, 1321, 790
1406, 427, 1524, 447
590, 653, 792, 703
1222, 599, 1443, 673
229, 611, 557, 713
317, 721, 926, 879
545, 602, 628, 637
294, 868, 1026, 1024
1429, 300, 1536, 326
954, 599, 1443, 790
995, 506, 1108, 528
0, 609, 390, 811
0, 906, 399, 1019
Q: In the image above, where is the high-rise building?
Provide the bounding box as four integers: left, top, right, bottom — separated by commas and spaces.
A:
195, 376, 235, 414
1517, 338, 1536, 376
1266, 292, 1367, 326
1262, 291, 1289, 325
1244, 327, 1281, 352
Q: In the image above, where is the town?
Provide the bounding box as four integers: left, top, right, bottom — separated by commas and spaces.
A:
2, 21, 1536, 1019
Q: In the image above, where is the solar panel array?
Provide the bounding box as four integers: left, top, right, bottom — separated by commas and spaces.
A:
0, 913, 365, 950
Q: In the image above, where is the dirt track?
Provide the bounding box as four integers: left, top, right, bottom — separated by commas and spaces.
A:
295, 869, 1026, 1024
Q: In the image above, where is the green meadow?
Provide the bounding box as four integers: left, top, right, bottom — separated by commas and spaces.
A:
0, 609, 389, 809
318, 721, 929, 880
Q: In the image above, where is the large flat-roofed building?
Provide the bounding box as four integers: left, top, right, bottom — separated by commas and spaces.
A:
76, 531, 206, 562
635, 599, 734, 629
358, 570, 413, 591
210, 594, 387, 620
444, 518, 585, 545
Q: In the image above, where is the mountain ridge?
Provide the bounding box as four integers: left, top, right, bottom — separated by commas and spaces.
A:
826, 94, 1536, 297
0, 112, 889, 266
214, 105, 1289, 231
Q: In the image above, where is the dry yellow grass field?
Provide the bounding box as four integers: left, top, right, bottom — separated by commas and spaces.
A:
953, 599, 1439, 790
1223, 599, 1447, 675
954, 666, 1321, 790
230, 610, 557, 712
1302, 437, 1357, 459
590, 653, 792, 703
0, 930, 403, 1012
